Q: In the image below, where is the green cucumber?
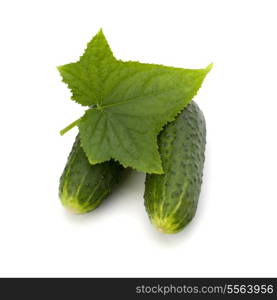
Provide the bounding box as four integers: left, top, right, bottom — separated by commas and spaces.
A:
144, 101, 206, 234
59, 135, 124, 214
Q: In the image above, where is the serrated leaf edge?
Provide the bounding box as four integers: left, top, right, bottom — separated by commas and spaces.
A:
77, 63, 212, 174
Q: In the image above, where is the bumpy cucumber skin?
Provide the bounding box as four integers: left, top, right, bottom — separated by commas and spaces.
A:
59, 135, 124, 214
144, 101, 206, 234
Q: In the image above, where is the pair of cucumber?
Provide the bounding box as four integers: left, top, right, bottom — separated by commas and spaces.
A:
59, 101, 206, 234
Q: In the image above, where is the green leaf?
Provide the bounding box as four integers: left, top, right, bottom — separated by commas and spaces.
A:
57, 29, 117, 106
58, 29, 212, 174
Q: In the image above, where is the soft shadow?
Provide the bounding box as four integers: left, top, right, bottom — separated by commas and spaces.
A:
141, 214, 202, 247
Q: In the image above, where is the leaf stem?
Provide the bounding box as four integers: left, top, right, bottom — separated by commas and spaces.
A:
60, 117, 82, 136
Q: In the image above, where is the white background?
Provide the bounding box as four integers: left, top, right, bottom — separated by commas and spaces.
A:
0, 0, 276, 277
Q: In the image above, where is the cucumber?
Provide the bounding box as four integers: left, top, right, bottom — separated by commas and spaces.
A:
59, 135, 124, 214
144, 101, 206, 234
